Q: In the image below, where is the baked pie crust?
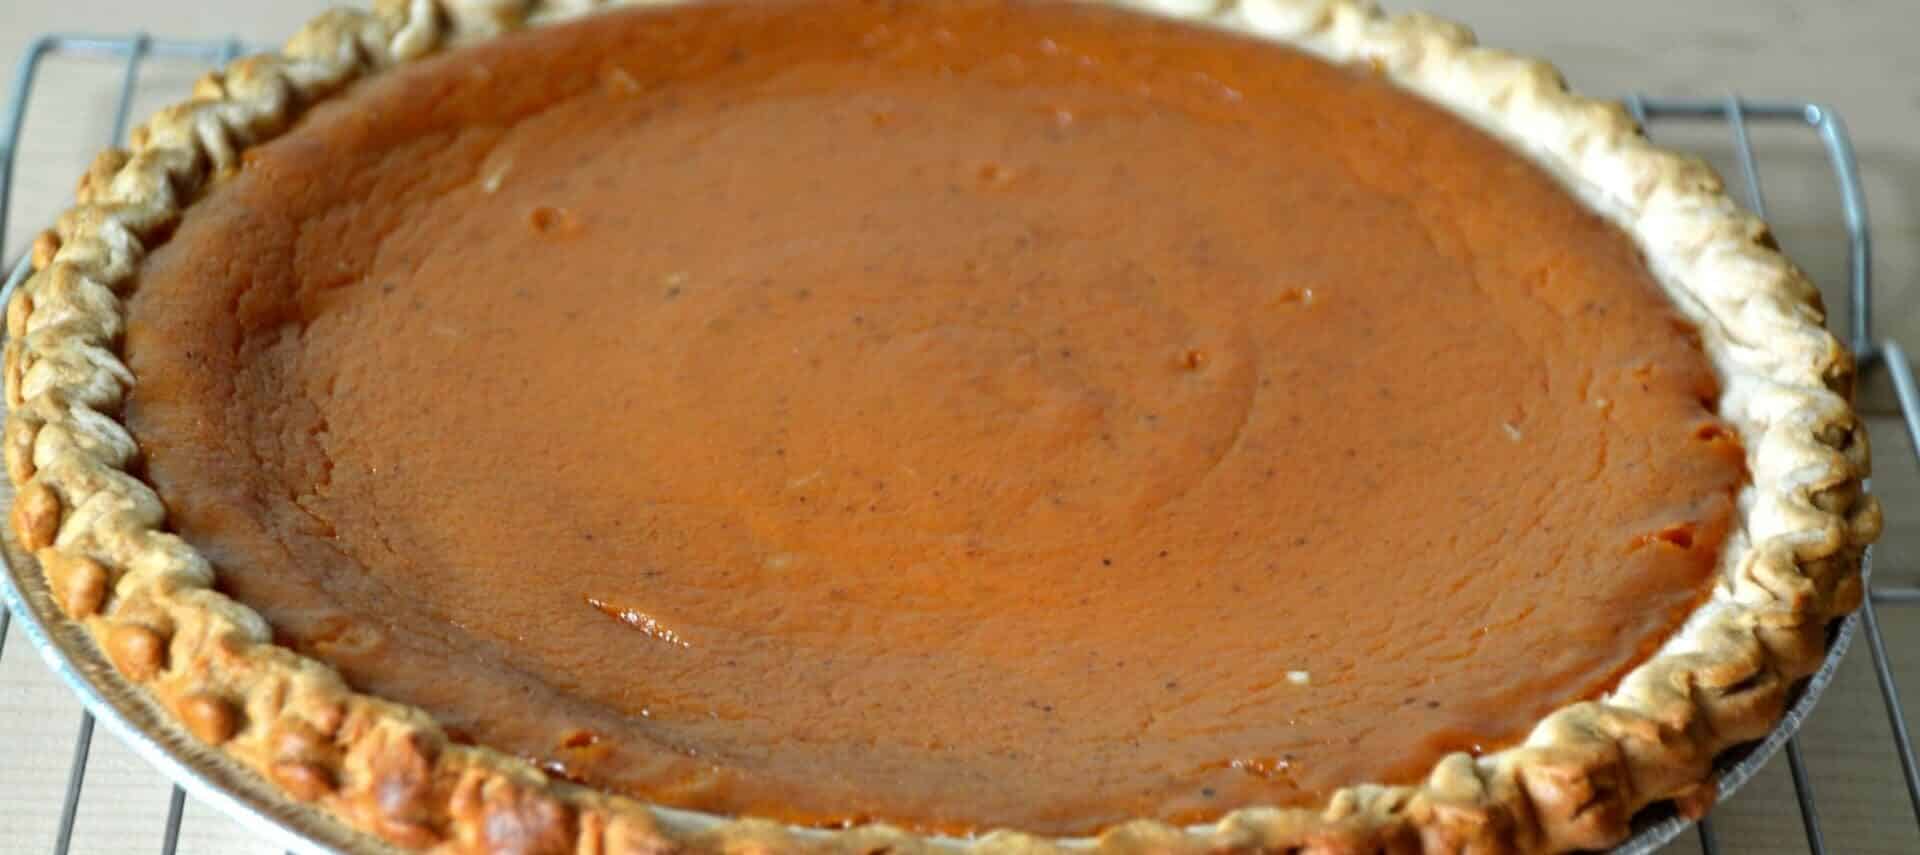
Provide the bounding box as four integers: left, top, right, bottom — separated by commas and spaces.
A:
3, 0, 1881, 852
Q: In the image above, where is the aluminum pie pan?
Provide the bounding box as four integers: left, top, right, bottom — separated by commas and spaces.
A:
0, 468, 1866, 854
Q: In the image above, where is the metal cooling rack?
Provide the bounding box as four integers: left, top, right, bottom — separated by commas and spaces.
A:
0, 30, 1917, 855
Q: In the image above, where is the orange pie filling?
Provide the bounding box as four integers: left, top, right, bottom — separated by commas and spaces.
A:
122, 0, 1745, 836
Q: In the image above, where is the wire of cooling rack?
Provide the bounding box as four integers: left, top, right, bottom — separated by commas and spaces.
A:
1, 30, 1917, 855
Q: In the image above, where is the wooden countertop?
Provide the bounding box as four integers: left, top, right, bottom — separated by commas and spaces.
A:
1, 1, 1915, 852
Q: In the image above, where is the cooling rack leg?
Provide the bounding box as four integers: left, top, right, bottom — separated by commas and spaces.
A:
52, 713, 94, 855
1863, 594, 1920, 825
1885, 340, 1920, 466
1783, 738, 1828, 853
159, 785, 185, 855
1695, 815, 1720, 854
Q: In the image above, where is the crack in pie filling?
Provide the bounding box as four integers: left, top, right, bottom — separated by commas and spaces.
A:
8, 0, 1880, 851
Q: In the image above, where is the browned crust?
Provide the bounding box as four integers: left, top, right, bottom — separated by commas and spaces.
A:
1, 0, 1880, 852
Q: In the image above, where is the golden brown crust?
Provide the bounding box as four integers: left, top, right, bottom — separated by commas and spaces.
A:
1, 0, 1879, 852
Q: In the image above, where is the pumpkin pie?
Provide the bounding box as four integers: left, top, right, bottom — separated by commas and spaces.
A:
3, 0, 1880, 852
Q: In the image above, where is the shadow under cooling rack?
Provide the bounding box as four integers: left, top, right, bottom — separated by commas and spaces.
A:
2, 29, 1920, 855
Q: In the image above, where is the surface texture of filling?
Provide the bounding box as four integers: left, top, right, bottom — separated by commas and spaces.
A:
123, 0, 1745, 835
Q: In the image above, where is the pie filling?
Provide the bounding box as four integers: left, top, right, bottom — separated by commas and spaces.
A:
123, 0, 1744, 835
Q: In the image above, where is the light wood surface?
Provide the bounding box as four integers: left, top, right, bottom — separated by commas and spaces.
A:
1, 1, 1916, 852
